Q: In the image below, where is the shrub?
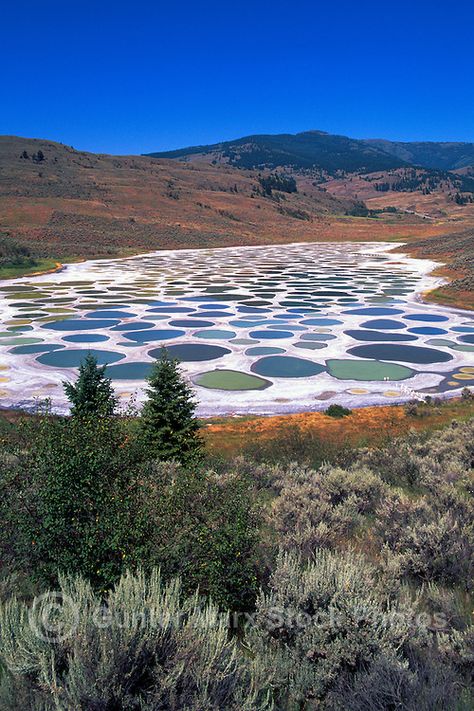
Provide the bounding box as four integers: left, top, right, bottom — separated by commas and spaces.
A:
374, 489, 474, 589
141, 462, 261, 611
324, 403, 352, 418
0, 570, 272, 710
246, 549, 462, 709
0, 414, 148, 590
270, 464, 385, 555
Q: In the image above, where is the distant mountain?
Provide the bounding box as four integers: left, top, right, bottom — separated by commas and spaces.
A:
146, 130, 474, 173
146, 130, 406, 173
363, 139, 474, 170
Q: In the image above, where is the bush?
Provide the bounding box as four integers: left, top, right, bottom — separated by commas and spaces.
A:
374, 489, 474, 589
0, 570, 272, 710
0, 413, 148, 590
141, 462, 261, 611
246, 549, 462, 709
270, 464, 385, 555
324, 403, 352, 418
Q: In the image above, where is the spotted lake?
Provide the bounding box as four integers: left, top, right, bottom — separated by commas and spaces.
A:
0, 242, 473, 415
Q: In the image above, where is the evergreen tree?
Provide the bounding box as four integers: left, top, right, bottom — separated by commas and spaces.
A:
140, 348, 202, 464
64, 353, 117, 417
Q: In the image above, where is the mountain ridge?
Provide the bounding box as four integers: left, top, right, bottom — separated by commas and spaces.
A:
146, 129, 474, 172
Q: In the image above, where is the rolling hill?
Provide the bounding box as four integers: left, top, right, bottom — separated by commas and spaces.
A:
146, 129, 474, 173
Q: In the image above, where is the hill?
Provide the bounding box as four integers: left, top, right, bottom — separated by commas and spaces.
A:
146, 129, 474, 173
0, 135, 444, 269
146, 130, 406, 173
363, 138, 474, 170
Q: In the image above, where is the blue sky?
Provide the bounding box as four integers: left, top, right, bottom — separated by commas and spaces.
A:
2, 0, 473, 154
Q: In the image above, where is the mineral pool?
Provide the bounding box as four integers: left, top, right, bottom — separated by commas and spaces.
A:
0, 241, 473, 415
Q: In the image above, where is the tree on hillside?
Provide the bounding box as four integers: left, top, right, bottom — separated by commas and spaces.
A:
140, 348, 202, 464
63, 353, 117, 418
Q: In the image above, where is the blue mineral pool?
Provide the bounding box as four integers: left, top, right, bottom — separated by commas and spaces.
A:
251, 356, 326, 378
348, 344, 453, 364
62, 333, 110, 343
37, 349, 125, 368
148, 343, 231, 361
123, 329, 186, 343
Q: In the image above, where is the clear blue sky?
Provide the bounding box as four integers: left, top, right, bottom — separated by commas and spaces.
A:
2, 0, 473, 154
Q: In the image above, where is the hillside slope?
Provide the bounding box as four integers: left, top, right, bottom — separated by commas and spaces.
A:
363, 139, 474, 170
0, 135, 366, 261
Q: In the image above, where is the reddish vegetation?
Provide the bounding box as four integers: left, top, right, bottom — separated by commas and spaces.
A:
203, 398, 474, 458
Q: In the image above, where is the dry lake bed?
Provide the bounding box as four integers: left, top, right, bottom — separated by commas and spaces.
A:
0, 241, 473, 415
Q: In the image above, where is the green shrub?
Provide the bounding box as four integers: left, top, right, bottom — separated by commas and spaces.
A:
246, 549, 462, 709
270, 464, 385, 555
324, 403, 352, 418
0, 570, 272, 710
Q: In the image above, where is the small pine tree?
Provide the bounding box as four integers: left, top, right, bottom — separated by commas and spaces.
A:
140, 348, 202, 464
64, 353, 117, 417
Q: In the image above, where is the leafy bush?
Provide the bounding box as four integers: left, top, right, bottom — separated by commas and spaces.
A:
374, 489, 474, 589
246, 549, 463, 709
0, 570, 272, 710
270, 464, 385, 555
324, 403, 352, 418
140, 461, 261, 610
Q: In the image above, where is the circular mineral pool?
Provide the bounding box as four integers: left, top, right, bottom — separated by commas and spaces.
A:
237, 306, 271, 314
85, 310, 137, 319
188, 311, 232, 318
148, 306, 196, 313
245, 346, 286, 355
0, 337, 44, 345
344, 330, 417, 342
112, 322, 156, 331
195, 329, 236, 340
36, 349, 125, 368
295, 342, 327, 350
360, 319, 406, 330
168, 319, 215, 328
9, 344, 65, 355
343, 307, 404, 316
249, 330, 294, 339
348, 344, 453, 364
327, 359, 414, 381
451, 326, 474, 333
104, 362, 153, 379
459, 334, 474, 344
62, 333, 110, 343
123, 329, 186, 343
300, 333, 337, 341
251, 356, 325, 378
45, 318, 120, 331
299, 318, 342, 326
408, 327, 448, 335
148, 343, 231, 361
193, 369, 271, 390
404, 313, 449, 322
